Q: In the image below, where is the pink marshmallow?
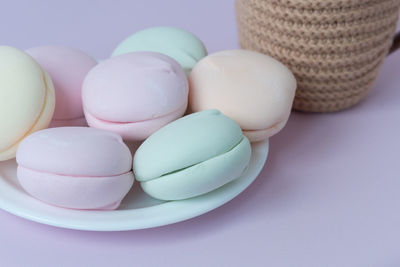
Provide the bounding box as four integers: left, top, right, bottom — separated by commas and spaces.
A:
16, 127, 134, 210
82, 52, 188, 141
26, 46, 97, 127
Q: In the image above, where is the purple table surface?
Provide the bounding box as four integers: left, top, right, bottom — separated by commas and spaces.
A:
1, 1, 400, 266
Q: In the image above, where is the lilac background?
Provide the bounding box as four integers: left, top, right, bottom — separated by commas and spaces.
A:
1, 1, 400, 266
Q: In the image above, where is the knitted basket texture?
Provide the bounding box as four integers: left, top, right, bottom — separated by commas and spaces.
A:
236, 0, 400, 112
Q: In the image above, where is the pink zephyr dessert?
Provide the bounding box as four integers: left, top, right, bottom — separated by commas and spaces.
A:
16, 127, 134, 210
82, 51, 188, 141
26, 46, 97, 127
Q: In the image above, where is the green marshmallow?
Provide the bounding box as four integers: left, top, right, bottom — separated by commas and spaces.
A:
134, 110, 252, 200
112, 26, 207, 75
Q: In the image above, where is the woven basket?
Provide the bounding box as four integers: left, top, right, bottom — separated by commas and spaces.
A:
236, 0, 400, 112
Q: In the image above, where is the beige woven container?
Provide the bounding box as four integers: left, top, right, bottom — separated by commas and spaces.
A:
236, 0, 400, 112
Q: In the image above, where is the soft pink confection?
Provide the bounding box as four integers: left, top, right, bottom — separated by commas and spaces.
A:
82, 52, 188, 141
26, 46, 97, 127
16, 127, 134, 210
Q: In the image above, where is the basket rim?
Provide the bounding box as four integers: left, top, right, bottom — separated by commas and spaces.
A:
246, 0, 397, 9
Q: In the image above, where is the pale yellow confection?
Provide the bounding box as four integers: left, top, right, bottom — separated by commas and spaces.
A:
189, 49, 297, 142
0, 46, 55, 161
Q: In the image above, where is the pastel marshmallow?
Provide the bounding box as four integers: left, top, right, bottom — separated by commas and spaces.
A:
189, 49, 297, 142
134, 110, 251, 200
26, 46, 97, 127
82, 52, 188, 141
112, 26, 207, 75
0, 46, 55, 161
16, 127, 134, 210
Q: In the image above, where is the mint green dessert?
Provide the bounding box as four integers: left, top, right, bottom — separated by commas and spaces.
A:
133, 110, 251, 200
111, 26, 207, 75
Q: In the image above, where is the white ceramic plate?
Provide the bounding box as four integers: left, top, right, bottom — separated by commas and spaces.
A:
0, 140, 268, 231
